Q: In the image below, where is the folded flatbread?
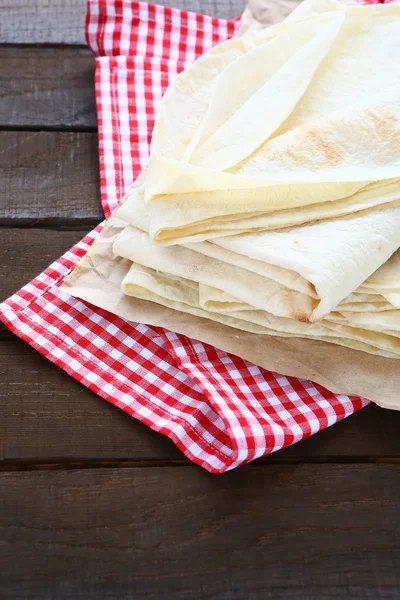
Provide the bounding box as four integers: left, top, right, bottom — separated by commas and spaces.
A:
129, 2, 400, 245
116, 181, 400, 322
66, 0, 400, 362
119, 261, 400, 359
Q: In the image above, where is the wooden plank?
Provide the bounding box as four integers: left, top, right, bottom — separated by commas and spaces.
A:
0, 0, 246, 44
0, 0, 88, 45
0, 46, 96, 129
1, 464, 400, 599
1, 335, 400, 462
0, 132, 103, 226
1, 229, 87, 300
0, 340, 183, 462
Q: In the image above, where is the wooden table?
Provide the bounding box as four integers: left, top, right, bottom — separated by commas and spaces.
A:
1, 1, 400, 598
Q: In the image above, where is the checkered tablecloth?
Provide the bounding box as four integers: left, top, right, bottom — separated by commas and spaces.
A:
0, 0, 369, 473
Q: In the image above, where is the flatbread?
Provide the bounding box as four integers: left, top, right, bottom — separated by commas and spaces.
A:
120, 262, 400, 359
116, 186, 400, 323
137, 3, 400, 245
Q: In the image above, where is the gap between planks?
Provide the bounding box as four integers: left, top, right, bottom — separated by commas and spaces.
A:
2, 457, 400, 473
0, 125, 97, 133
0, 219, 102, 230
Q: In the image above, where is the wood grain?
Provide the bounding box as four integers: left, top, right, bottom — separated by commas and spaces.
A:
0, 46, 96, 129
0, 0, 246, 44
1, 464, 400, 599
1, 335, 400, 463
1, 229, 86, 300
0, 132, 102, 227
0, 341, 182, 463
0, 0, 87, 45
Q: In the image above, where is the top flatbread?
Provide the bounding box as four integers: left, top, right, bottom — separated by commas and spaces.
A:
137, 2, 400, 245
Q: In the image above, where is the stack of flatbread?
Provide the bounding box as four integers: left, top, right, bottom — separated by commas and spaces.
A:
84, 0, 400, 359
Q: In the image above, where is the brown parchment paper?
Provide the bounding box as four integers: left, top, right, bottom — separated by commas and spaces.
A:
61, 0, 400, 411
61, 216, 400, 411
239, 0, 302, 35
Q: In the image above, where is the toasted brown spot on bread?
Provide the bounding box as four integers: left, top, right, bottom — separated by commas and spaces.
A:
377, 242, 382, 252
272, 125, 345, 170
289, 310, 312, 324
302, 125, 345, 168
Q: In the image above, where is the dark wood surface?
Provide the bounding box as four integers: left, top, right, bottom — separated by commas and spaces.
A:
2, 464, 400, 600
0, 132, 102, 226
0, 46, 97, 129
1, 0, 400, 598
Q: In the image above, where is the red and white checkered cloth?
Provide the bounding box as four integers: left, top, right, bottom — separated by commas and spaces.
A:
0, 0, 369, 473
